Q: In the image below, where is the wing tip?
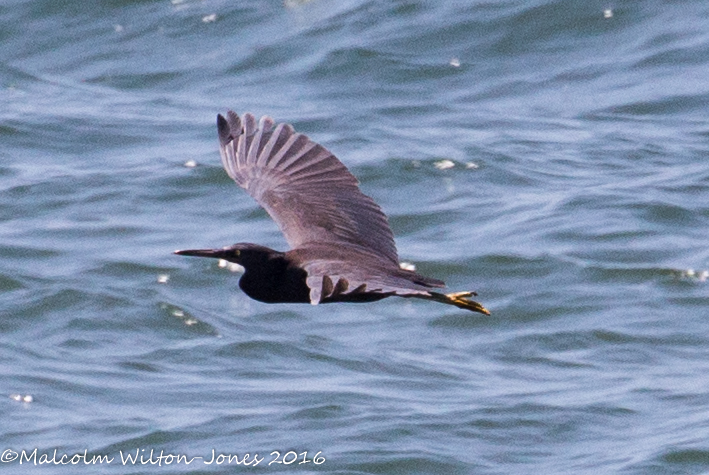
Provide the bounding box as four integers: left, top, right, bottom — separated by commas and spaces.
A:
219, 110, 276, 146
217, 110, 242, 145
217, 113, 231, 146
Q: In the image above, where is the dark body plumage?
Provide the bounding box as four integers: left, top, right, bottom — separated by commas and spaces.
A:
175, 111, 489, 315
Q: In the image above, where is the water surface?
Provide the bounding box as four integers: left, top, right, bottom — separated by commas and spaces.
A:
2, 1, 709, 473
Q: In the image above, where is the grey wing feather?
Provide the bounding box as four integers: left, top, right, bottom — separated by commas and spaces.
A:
302, 259, 444, 304
217, 110, 399, 264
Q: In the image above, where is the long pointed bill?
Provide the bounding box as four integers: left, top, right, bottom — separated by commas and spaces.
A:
174, 248, 230, 259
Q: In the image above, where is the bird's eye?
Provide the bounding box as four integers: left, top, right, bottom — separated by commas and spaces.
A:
235, 250, 240, 256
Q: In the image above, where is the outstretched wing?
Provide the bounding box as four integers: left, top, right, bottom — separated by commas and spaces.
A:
217, 110, 399, 265
302, 259, 445, 304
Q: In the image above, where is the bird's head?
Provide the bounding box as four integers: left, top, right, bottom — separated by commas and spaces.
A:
174, 242, 279, 268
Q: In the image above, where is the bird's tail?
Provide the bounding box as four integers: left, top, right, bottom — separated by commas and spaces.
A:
416, 291, 490, 315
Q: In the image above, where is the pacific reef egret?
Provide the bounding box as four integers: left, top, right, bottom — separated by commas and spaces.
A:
175, 111, 489, 315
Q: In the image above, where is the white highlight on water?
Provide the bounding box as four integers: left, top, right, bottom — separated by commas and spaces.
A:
218, 259, 245, 273
434, 159, 455, 170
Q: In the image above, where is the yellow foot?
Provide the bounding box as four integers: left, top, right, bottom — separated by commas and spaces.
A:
446, 291, 478, 298
424, 291, 490, 315
446, 292, 490, 315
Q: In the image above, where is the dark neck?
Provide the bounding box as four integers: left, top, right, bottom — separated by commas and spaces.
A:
238, 255, 310, 304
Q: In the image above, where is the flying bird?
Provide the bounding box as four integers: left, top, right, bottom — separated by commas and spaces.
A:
175, 111, 489, 315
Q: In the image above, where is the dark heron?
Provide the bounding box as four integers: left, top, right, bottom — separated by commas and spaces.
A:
175, 111, 489, 315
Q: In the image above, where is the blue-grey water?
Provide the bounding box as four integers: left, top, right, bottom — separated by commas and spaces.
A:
2, 1, 709, 473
